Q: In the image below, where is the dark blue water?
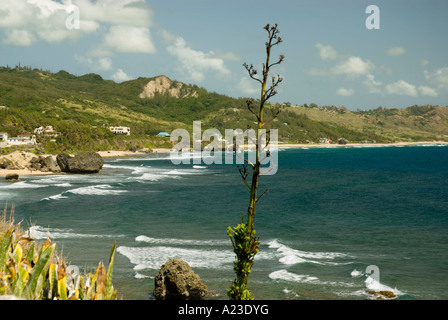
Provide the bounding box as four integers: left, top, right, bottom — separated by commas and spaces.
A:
1, 145, 447, 300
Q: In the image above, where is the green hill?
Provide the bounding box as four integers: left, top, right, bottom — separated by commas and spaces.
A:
1, 65, 447, 154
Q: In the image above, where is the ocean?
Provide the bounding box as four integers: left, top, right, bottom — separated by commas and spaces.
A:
1, 144, 447, 300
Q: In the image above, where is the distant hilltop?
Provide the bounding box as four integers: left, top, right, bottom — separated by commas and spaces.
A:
0, 65, 447, 155
139, 75, 199, 99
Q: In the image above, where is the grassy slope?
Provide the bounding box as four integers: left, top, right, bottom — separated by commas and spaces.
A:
1, 66, 447, 154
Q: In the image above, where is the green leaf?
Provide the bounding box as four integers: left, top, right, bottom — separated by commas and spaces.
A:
57, 276, 67, 300
23, 243, 55, 299
0, 231, 13, 271
13, 263, 28, 297
26, 243, 35, 264
48, 264, 57, 299
105, 242, 116, 299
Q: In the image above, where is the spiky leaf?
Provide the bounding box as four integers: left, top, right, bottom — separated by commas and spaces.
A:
57, 276, 67, 300
23, 243, 55, 299
48, 263, 57, 299
105, 242, 116, 299
0, 232, 13, 270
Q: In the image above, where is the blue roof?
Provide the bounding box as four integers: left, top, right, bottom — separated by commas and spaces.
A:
156, 132, 170, 136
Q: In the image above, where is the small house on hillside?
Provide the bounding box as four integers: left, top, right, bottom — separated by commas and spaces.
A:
8, 134, 37, 146
34, 126, 60, 138
156, 132, 170, 137
0, 132, 8, 142
109, 126, 131, 136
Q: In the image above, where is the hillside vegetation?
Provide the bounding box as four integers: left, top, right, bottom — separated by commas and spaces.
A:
1, 65, 447, 154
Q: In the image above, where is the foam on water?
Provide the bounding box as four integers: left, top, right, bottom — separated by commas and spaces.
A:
269, 270, 318, 283
364, 275, 403, 297
41, 194, 69, 201
41, 184, 127, 200
267, 239, 351, 266
29, 225, 123, 240
66, 184, 127, 196
135, 235, 229, 246
0, 181, 49, 189
117, 245, 234, 272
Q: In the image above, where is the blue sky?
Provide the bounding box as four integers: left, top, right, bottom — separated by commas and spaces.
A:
1, 0, 447, 110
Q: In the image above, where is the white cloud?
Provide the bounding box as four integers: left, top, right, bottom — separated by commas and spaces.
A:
363, 74, 383, 94
111, 69, 132, 83
312, 44, 375, 78
157, 29, 177, 45
77, 0, 152, 27
315, 43, 339, 60
421, 59, 429, 67
425, 67, 448, 89
336, 87, 354, 96
418, 85, 438, 97
75, 55, 113, 71
331, 56, 375, 78
167, 37, 230, 83
238, 77, 259, 95
385, 80, 418, 96
385, 47, 406, 56
103, 26, 156, 54
3, 29, 37, 46
0, 0, 153, 45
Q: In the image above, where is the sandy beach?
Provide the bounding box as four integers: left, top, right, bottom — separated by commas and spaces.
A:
96, 148, 170, 158
277, 141, 448, 148
0, 169, 58, 177
0, 148, 172, 177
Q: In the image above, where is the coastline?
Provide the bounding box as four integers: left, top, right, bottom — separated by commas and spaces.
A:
1, 142, 446, 177
96, 148, 170, 158
0, 148, 172, 177
276, 141, 448, 149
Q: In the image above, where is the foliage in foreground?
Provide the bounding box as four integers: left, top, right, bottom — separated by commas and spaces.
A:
227, 23, 284, 300
0, 211, 117, 300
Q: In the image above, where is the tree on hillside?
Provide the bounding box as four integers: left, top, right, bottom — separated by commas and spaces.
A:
227, 23, 284, 300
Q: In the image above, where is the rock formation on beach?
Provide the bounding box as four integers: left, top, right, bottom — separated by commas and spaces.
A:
5, 173, 20, 181
0, 151, 36, 170
56, 152, 104, 173
29, 155, 61, 172
153, 258, 214, 300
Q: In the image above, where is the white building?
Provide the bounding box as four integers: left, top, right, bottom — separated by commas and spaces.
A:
7, 134, 37, 146
0, 132, 8, 142
34, 126, 60, 138
109, 126, 130, 136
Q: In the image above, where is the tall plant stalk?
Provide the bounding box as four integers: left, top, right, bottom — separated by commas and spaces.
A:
227, 23, 284, 300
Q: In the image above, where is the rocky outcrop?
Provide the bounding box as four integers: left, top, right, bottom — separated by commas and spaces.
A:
5, 173, 20, 181
56, 152, 104, 173
0, 158, 14, 170
153, 258, 214, 300
0, 151, 36, 170
139, 75, 198, 99
29, 156, 61, 172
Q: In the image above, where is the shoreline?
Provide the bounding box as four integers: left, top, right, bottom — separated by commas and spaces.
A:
0, 148, 172, 177
276, 141, 448, 149
1, 142, 446, 177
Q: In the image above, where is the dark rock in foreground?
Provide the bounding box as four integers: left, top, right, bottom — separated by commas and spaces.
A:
154, 258, 214, 300
56, 152, 104, 173
5, 173, 20, 181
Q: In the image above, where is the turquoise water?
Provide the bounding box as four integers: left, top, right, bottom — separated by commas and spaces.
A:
1, 145, 447, 300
